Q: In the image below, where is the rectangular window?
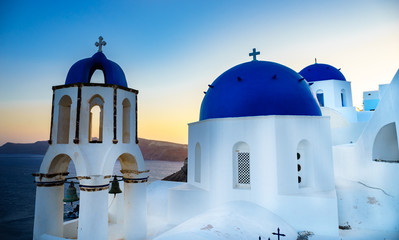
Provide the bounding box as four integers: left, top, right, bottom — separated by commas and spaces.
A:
122, 101, 131, 143
57, 105, 71, 144
237, 152, 250, 185
195, 144, 201, 183
316, 93, 324, 107
341, 93, 345, 107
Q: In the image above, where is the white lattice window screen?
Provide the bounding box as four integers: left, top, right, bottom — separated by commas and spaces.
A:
237, 152, 250, 185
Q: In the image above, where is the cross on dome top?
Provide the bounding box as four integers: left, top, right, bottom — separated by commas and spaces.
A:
95, 36, 107, 52
249, 48, 260, 61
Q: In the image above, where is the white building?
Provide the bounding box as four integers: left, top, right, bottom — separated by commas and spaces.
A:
363, 84, 389, 111
299, 62, 356, 121
165, 56, 339, 239
300, 63, 378, 145
156, 57, 399, 239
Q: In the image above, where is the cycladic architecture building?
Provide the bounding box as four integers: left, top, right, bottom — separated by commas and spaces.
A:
158, 53, 399, 239
166, 51, 339, 238
299, 61, 356, 120
298, 62, 392, 147
33, 37, 148, 240
33, 42, 399, 239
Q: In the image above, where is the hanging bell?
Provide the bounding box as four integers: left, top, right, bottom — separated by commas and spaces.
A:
63, 182, 79, 203
109, 176, 122, 195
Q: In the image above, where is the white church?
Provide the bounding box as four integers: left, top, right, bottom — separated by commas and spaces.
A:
33, 39, 399, 240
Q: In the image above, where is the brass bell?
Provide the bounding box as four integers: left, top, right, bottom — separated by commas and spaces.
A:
109, 176, 122, 195
63, 182, 79, 203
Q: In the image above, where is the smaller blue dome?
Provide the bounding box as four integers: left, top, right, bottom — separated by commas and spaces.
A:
299, 63, 346, 82
65, 52, 127, 87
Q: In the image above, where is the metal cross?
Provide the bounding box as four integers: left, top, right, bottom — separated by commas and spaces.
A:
272, 228, 286, 240
249, 48, 260, 61
95, 36, 107, 52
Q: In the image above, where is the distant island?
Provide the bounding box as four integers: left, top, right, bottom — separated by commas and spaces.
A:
0, 138, 187, 162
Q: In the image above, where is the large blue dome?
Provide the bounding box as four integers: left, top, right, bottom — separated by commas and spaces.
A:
65, 52, 128, 87
200, 61, 322, 121
299, 63, 346, 82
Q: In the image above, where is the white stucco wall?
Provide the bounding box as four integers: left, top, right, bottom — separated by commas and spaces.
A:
332, 70, 399, 232
182, 115, 338, 237
335, 70, 399, 193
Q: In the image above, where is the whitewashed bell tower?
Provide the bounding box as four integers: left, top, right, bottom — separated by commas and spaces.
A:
33, 37, 148, 240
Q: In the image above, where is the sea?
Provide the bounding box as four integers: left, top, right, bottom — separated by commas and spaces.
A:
0, 154, 184, 240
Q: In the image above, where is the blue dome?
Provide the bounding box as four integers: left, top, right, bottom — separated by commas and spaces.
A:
299, 63, 346, 82
65, 52, 128, 87
200, 61, 322, 121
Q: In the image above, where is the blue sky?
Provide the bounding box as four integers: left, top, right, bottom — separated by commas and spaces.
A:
0, 0, 398, 145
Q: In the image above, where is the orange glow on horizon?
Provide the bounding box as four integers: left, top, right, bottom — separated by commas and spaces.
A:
0, 102, 51, 145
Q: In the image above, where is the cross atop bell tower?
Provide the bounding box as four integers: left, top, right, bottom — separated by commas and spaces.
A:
95, 36, 107, 52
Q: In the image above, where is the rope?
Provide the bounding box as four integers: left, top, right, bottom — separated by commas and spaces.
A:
357, 181, 392, 197
108, 194, 116, 209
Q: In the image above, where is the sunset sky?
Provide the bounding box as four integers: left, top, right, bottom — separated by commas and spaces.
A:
0, 0, 398, 146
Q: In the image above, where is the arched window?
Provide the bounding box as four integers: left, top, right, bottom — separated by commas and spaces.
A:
316, 89, 324, 107
89, 95, 104, 143
233, 142, 250, 189
297, 140, 311, 188
90, 69, 105, 84
122, 99, 131, 143
195, 143, 201, 183
341, 89, 346, 107
372, 123, 399, 162
57, 95, 72, 144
